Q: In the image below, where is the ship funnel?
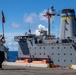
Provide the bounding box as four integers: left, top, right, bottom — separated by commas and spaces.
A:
60, 9, 76, 39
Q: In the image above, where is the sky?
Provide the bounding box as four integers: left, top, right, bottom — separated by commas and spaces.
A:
0, 0, 76, 51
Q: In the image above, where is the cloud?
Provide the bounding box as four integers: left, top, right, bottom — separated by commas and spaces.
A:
23, 9, 48, 24
38, 24, 47, 30
35, 24, 48, 36
5, 33, 22, 51
35, 30, 40, 36
24, 13, 37, 24
11, 22, 20, 28
39, 10, 47, 22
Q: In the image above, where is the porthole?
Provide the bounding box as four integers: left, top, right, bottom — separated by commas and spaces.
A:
64, 47, 66, 49
64, 53, 66, 55
43, 47, 45, 49
49, 43, 50, 45
52, 47, 53, 49
64, 60, 66, 62
44, 53, 45, 55
40, 47, 41, 49
58, 53, 60, 55
70, 60, 72, 62
70, 53, 72, 55
58, 47, 59, 49
70, 47, 72, 49
58, 60, 60, 62
40, 53, 41, 55
52, 53, 54, 55
34, 53, 36, 55
34, 47, 36, 49
32, 55, 34, 58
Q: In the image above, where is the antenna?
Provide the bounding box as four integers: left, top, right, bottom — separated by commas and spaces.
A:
28, 21, 31, 34
43, 5, 60, 35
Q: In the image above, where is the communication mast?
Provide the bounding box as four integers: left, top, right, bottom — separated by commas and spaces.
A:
44, 5, 59, 35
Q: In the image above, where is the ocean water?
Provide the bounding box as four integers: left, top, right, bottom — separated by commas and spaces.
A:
8, 51, 18, 62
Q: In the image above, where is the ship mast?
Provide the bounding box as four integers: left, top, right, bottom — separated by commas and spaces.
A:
44, 5, 59, 35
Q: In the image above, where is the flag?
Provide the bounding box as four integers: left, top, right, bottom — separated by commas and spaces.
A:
2, 11, 5, 23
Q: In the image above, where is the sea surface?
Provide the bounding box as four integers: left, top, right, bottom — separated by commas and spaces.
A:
8, 51, 18, 62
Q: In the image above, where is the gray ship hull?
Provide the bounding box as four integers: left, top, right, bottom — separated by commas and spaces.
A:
14, 9, 76, 67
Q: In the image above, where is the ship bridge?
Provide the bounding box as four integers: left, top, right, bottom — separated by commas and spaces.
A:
14, 34, 35, 42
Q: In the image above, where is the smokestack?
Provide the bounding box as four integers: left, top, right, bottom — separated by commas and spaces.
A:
60, 9, 76, 39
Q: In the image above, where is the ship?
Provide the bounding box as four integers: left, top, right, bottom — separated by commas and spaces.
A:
14, 6, 76, 67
